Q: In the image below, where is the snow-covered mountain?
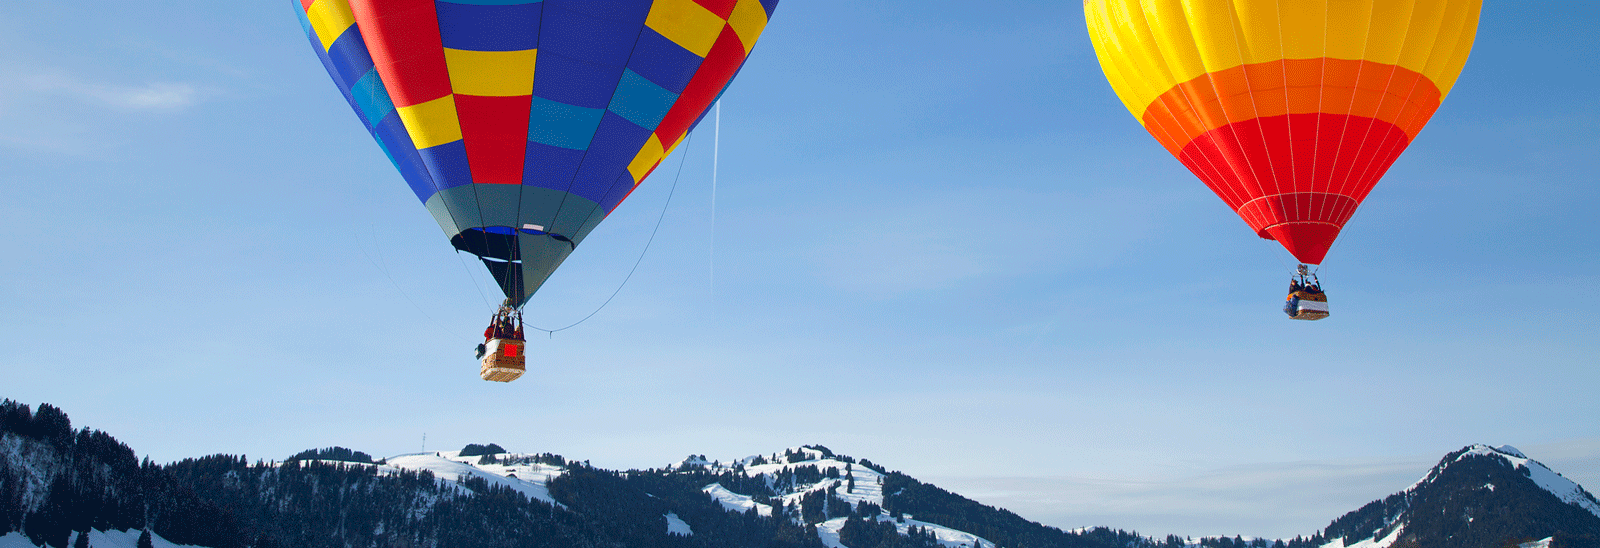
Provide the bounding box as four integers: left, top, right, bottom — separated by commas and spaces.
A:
1319, 444, 1600, 548
5, 399, 1599, 548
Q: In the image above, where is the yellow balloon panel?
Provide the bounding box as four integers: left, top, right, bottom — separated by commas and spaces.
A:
1085, 0, 1482, 124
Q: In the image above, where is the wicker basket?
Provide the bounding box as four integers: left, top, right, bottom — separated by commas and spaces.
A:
1288, 290, 1330, 321
480, 338, 526, 382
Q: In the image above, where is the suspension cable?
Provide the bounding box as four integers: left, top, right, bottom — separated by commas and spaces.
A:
361, 224, 472, 342
527, 131, 696, 335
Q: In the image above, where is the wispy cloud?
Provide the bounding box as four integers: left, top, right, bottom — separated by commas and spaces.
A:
925, 457, 1432, 539
24, 72, 199, 111
0, 70, 203, 154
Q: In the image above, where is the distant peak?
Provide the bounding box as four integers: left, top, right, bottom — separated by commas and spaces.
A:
1434, 444, 1600, 520
1451, 444, 1529, 465
1495, 445, 1527, 459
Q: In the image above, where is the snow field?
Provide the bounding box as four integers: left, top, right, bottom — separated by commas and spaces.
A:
1317, 525, 1404, 548
0, 530, 205, 548
814, 515, 992, 548
705, 483, 773, 517
385, 451, 565, 506
665, 513, 693, 536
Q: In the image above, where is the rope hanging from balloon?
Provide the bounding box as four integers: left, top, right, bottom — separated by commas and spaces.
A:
526, 130, 697, 336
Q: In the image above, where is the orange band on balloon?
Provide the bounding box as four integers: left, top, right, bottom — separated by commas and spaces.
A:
1140, 58, 1443, 157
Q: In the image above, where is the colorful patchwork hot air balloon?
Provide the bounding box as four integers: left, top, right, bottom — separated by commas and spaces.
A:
1085, 0, 1480, 268
296, 0, 777, 375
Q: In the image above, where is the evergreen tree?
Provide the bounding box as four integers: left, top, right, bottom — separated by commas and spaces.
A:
137, 530, 153, 548
25, 477, 71, 548
73, 531, 89, 548
0, 463, 17, 535
458, 443, 506, 457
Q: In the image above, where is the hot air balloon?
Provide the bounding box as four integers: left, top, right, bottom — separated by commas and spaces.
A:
1085, 0, 1480, 319
296, 0, 778, 378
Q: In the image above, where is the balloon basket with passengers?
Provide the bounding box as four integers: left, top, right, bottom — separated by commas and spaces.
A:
1283, 265, 1329, 321
478, 305, 526, 383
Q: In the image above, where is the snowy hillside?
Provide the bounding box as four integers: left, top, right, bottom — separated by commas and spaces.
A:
1457, 445, 1600, 519
382, 450, 565, 506
0, 434, 58, 520
678, 446, 993, 548
686, 447, 886, 515
1318, 443, 1600, 548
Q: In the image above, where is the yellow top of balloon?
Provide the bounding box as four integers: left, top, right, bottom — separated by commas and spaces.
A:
1085, 0, 1482, 124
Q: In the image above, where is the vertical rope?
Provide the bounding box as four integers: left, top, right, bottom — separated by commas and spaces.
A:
711, 100, 719, 302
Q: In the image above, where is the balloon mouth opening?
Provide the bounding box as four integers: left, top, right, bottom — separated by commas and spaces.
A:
1259, 222, 1340, 265
454, 227, 523, 262
453, 226, 576, 261
480, 225, 549, 237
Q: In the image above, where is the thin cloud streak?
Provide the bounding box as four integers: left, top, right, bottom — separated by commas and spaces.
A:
926, 457, 1435, 539
25, 72, 199, 111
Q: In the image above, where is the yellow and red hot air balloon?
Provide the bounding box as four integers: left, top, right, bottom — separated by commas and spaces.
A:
1085, 0, 1480, 318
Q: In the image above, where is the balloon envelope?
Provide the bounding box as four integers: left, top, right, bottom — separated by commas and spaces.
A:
298, 0, 777, 305
1085, 0, 1480, 264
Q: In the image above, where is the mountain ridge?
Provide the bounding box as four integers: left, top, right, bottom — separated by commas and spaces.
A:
3, 399, 1597, 548
1314, 444, 1600, 548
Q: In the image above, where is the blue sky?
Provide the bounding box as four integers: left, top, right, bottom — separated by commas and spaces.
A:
2, 0, 1597, 540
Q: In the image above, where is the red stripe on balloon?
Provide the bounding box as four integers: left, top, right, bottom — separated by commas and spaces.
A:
347, 0, 452, 107
654, 24, 745, 150
1176, 112, 1414, 265
455, 95, 532, 185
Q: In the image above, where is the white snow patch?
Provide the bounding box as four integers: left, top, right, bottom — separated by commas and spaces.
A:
1318, 524, 1404, 548
1518, 537, 1553, 548
676, 454, 714, 468
691, 452, 887, 518
2, 529, 210, 548
705, 483, 773, 517
665, 512, 693, 536
815, 515, 992, 548
384, 452, 565, 507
